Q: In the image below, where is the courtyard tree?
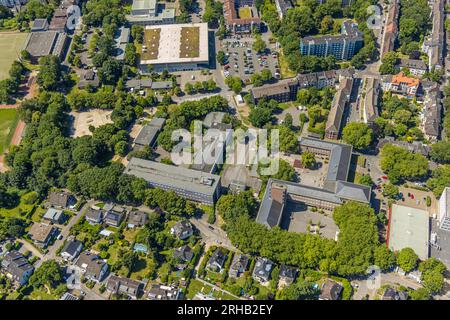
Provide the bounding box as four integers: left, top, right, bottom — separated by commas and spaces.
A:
301, 151, 316, 169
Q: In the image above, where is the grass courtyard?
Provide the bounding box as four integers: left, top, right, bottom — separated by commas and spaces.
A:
180, 27, 199, 58
141, 28, 160, 60
238, 7, 253, 19
0, 108, 19, 154
0, 32, 29, 80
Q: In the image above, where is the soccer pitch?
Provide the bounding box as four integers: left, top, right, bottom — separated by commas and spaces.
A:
0, 32, 29, 80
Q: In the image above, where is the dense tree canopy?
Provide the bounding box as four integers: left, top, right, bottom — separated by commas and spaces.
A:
342, 122, 373, 150
380, 144, 428, 183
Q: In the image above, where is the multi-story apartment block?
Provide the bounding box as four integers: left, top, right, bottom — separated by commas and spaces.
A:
300, 21, 363, 60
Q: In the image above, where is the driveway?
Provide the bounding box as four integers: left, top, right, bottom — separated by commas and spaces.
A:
42, 200, 94, 262
352, 272, 422, 300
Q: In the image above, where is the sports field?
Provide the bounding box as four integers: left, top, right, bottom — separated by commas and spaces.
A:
0, 108, 19, 154
0, 32, 29, 80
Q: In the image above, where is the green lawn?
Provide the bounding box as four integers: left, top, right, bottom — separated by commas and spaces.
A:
129, 256, 157, 280
0, 197, 35, 220
27, 288, 57, 300
185, 279, 238, 300
0, 108, 19, 154
0, 32, 29, 80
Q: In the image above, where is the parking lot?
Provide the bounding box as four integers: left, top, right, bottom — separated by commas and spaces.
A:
220, 38, 279, 83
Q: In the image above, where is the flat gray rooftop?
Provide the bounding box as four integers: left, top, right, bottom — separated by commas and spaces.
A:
124, 157, 220, 196
388, 204, 430, 260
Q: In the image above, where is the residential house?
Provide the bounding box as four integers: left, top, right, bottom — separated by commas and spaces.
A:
250, 78, 299, 105
85, 207, 104, 225
207, 248, 228, 273
42, 208, 65, 224
438, 187, 450, 231
275, 0, 292, 19
422, 0, 444, 71
28, 223, 56, 248
382, 72, 420, 97
361, 77, 380, 127
127, 211, 148, 228
381, 0, 399, 58
0, 251, 34, 287
170, 220, 194, 240
60, 292, 79, 300
61, 240, 83, 261
325, 77, 353, 140
382, 287, 408, 300
147, 284, 180, 300
397, 58, 427, 77
224, 0, 262, 34
229, 254, 249, 278
104, 206, 126, 228
75, 252, 109, 282
78, 70, 100, 90
173, 245, 194, 263
48, 191, 75, 209
421, 85, 441, 142
107, 275, 144, 299
376, 137, 431, 157
319, 279, 343, 300
252, 257, 274, 284
278, 265, 297, 287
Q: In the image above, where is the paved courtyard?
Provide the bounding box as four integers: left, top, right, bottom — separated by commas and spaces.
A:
280, 202, 338, 240
295, 161, 329, 188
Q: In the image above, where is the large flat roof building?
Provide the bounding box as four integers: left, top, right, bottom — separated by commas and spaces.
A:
124, 157, 221, 205
126, 0, 175, 25
24, 31, 69, 63
388, 204, 430, 260
139, 23, 209, 72
256, 138, 371, 229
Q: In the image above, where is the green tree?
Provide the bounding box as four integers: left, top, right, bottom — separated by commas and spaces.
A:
359, 174, 373, 187
342, 122, 373, 150
216, 50, 227, 65
430, 141, 450, 164
29, 260, 63, 290
374, 245, 396, 271
382, 183, 399, 198
396, 248, 418, 272
301, 151, 316, 169
252, 35, 266, 53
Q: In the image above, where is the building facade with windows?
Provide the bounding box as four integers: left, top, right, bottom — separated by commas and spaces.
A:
300, 21, 363, 60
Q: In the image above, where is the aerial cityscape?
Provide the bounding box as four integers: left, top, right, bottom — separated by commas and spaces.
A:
0, 0, 449, 304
